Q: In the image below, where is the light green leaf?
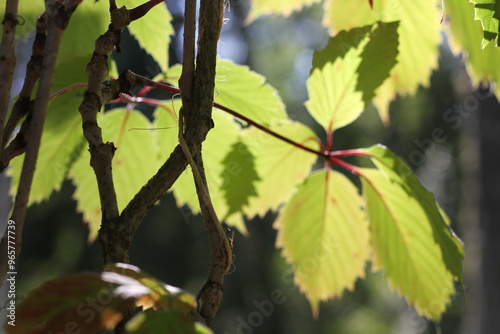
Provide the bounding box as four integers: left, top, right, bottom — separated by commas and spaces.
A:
305, 22, 399, 131
324, 0, 441, 120
171, 107, 247, 232
69, 109, 161, 240
214, 59, 288, 125
445, 0, 500, 97
120, 0, 174, 71
358, 145, 463, 320
242, 120, 319, 218
7, 90, 86, 204
469, 0, 500, 48
246, 0, 322, 22
275, 169, 369, 316
167, 59, 288, 126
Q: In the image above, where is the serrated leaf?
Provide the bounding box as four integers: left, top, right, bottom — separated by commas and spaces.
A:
469, 0, 500, 48
324, 0, 441, 119
171, 107, 247, 232
167, 59, 288, 126
275, 169, 369, 316
445, 0, 500, 97
305, 22, 398, 132
243, 120, 319, 218
125, 309, 213, 334
120, 0, 174, 71
357, 145, 463, 320
246, 0, 322, 23
69, 109, 161, 240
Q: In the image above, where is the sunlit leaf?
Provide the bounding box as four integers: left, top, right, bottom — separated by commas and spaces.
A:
171, 107, 247, 232
167, 59, 288, 126
358, 145, 463, 319
305, 22, 398, 131
324, 0, 441, 120
246, 0, 322, 23
125, 309, 212, 334
445, 0, 500, 97
275, 169, 369, 316
69, 109, 161, 240
242, 120, 319, 218
120, 0, 174, 71
469, 0, 500, 48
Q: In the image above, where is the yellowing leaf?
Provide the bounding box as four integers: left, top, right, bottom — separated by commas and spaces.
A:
243, 120, 319, 218
69, 109, 161, 240
305, 22, 398, 131
324, 0, 441, 118
275, 169, 369, 315
246, 0, 322, 23
358, 145, 463, 320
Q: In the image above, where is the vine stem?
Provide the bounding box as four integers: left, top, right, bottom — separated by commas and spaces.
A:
131, 73, 373, 170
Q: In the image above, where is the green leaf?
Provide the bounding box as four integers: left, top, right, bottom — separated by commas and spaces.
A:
305, 22, 399, 131
220, 141, 260, 217
275, 169, 370, 316
69, 109, 161, 240
324, 0, 441, 121
7, 90, 86, 204
105, 263, 197, 313
357, 145, 463, 320
120, 0, 174, 71
10, 264, 198, 334
242, 120, 319, 218
469, 0, 500, 48
171, 108, 247, 232
445, 0, 500, 97
246, 0, 322, 22
125, 310, 212, 334
167, 59, 288, 126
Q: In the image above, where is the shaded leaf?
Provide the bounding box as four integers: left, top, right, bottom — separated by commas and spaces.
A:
69, 109, 161, 240
275, 169, 369, 316
8, 264, 198, 334
220, 141, 260, 216
243, 120, 319, 218
358, 145, 463, 319
125, 309, 212, 334
246, 0, 322, 23
305, 22, 398, 131
120, 0, 174, 71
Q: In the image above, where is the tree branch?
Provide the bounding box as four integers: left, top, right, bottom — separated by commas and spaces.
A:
0, 0, 20, 149
3, 0, 83, 288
